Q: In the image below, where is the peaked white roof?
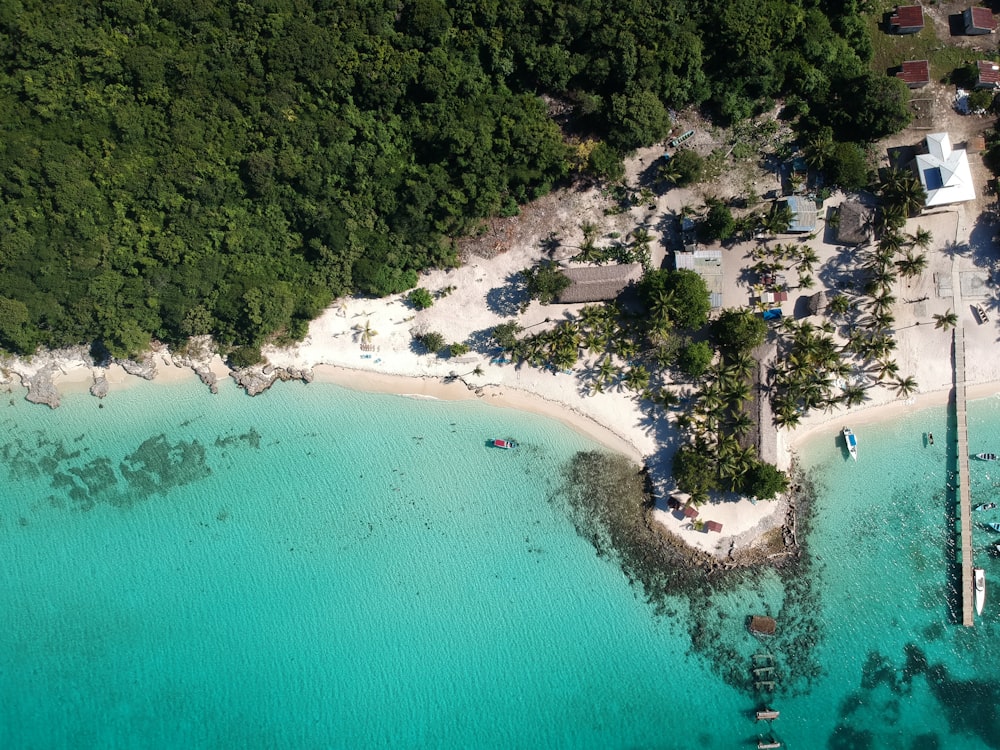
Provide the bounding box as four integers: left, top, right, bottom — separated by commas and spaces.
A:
914, 132, 976, 207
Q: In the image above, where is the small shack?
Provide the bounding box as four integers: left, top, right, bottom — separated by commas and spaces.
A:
889, 5, 924, 34
749, 615, 777, 637
683, 504, 700, 519
706, 520, 723, 533
976, 60, 1000, 90
784, 196, 817, 233
836, 201, 874, 245
895, 59, 929, 88
964, 6, 997, 35
555, 263, 643, 304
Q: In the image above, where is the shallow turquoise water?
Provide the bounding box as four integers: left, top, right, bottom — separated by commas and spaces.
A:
2, 380, 1000, 748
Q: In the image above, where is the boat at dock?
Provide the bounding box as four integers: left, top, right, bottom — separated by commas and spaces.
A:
842, 427, 857, 461
975, 568, 986, 616
974, 502, 998, 511
985, 523, 1000, 533
975, 453, 998, 461
491, 439, 516, 449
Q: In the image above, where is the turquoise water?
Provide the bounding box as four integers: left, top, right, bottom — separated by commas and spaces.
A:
2, 380, 1000, 748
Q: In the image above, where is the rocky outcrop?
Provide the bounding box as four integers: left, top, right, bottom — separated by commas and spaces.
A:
116, 356, 157, 380
90, 374, 109, 399
24, 365, 61, 409
230, 365, 314, 396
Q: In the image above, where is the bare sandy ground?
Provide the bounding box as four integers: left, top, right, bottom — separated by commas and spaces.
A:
5, 118, 999, 559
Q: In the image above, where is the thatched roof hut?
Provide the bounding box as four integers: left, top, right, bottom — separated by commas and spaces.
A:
837, 201, 874, 245
556, 263, 643, 304
807, 291, 828, 316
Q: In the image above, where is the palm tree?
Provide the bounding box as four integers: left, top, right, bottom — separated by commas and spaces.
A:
870, 291, 897, 314
828, 294, 852, 318
907, 226, 933, 251
624, 365, 651, 393
893, 375, 918, 398
728, 409, 754, 437
841, 384, 868, 407
596, 355, 618, 386
895, 252, 928, 282
875, 358, 900, 381
933, 309, 958, 331
355, 319, 378, 346
878, 167, 927, 217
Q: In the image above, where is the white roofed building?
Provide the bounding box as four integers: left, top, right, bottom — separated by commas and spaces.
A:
913, 133, 976, 207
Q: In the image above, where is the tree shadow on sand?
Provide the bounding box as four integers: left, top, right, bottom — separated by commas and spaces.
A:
486, 271, 528, 316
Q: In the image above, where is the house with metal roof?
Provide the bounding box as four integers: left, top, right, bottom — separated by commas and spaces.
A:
976, 60, 1000, 90
783, 196, 818, 233
889, 5, 924, 34
912, 133, 976, 207
896, 60, 930, 88
964, 6, 997, 35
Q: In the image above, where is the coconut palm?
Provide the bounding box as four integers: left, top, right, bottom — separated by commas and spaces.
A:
874, 358, 900, 381
596, 355, 618, 385
355, 319, 378, 346
907, 226, 933, 251
828, 294, 852, 317
895, 252, 928, 282
893, 375, 918, 398
878, 167, 927, 217
624, 365, 651, 393
870, 291, 897, 314
933, 309, 958, 331
728, 409, 754, 437
841, 384, 868, 407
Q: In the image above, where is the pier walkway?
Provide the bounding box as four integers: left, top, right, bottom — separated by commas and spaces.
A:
954, 328, 974, 627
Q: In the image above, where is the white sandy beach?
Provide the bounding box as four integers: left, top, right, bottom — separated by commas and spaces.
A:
5, 128, 1000, 559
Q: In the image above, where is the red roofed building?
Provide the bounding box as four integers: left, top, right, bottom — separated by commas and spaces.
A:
964, 7, 997, 35
889, 5, 924, 34
896, 60, 930, 88
976, 59, 1000, 90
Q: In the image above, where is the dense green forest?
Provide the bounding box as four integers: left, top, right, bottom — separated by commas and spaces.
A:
0, 0, 884, 360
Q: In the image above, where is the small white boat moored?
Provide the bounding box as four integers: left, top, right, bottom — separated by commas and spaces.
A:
842, 427, 858, 461
975, 568, 986, 616
975, 453, 998, 461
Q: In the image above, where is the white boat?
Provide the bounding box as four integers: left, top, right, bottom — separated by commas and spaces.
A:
986, 523, 1000, 533
842, 427, 858, 461
976, 303, 990, 324
974, 502, 998, 511
975, 453, 998, 461
975, 568, 986, 616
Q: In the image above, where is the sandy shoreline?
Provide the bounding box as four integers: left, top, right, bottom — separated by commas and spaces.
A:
5, 137, 1000, 560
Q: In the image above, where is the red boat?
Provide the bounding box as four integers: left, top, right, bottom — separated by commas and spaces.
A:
492, 439, 516, 449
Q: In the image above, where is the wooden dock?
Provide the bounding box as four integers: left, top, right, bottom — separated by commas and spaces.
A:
954, 328, 974, 627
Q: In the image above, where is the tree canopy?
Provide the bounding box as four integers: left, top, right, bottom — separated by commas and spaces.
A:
0, 0, 887, 358
639, 269, 711, 330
